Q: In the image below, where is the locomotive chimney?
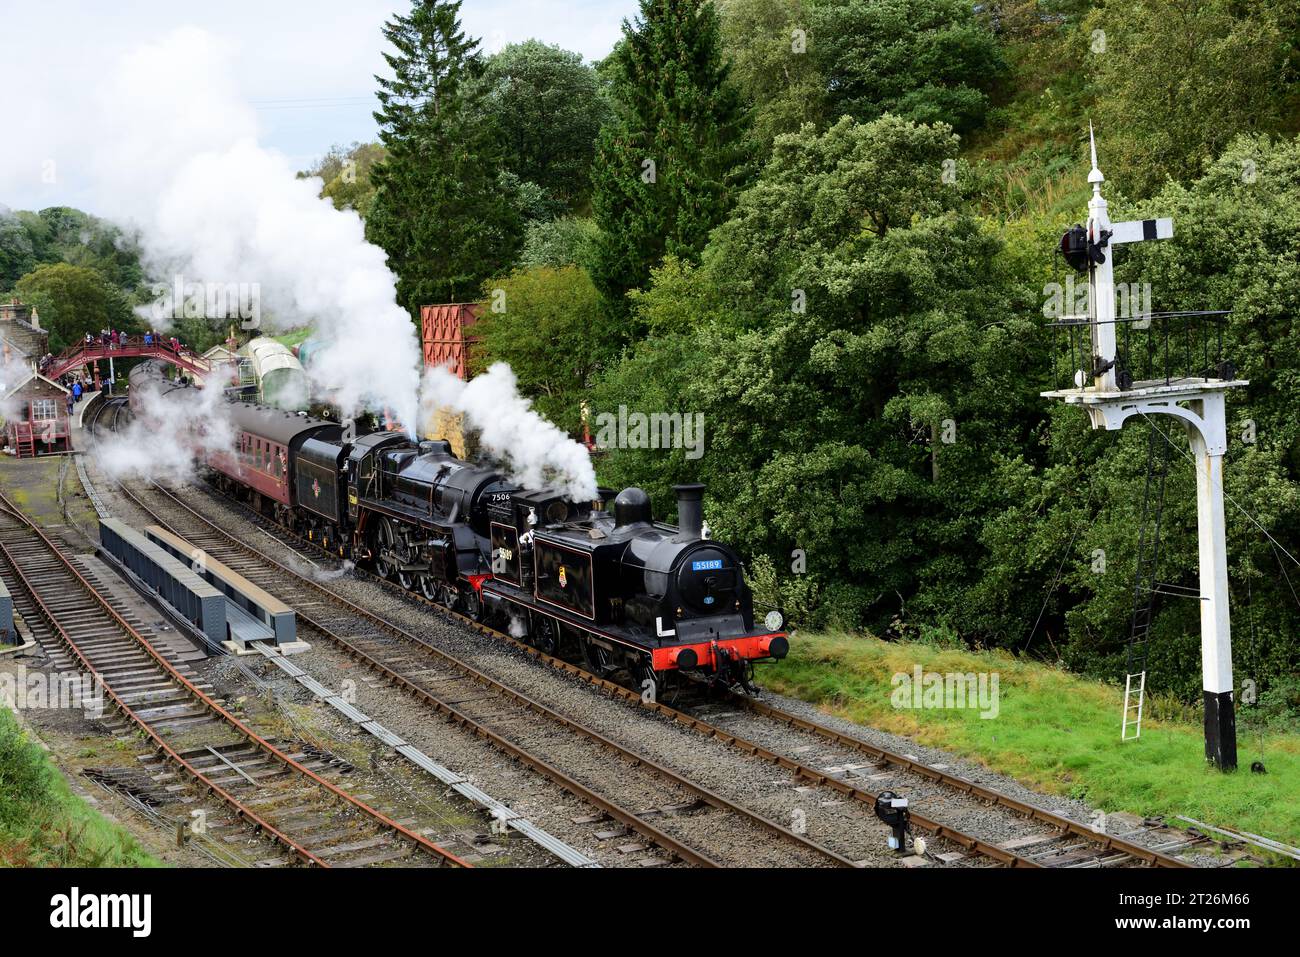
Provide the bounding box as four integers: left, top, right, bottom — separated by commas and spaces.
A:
673, 483, 705, 538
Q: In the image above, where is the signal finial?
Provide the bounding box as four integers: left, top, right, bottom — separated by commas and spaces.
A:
1088, 122, 1104, 189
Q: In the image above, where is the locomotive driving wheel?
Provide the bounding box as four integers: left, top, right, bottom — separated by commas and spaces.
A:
633, 660, 659, 702
530, 613, 557, 655
374, 519, 397, 580
582, 638, 612, 675
418, 574, 439, 602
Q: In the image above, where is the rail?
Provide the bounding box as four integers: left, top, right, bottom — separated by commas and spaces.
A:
0, 490, 468, 868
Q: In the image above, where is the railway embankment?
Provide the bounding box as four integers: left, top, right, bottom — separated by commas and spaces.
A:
763, 629, 1300, 853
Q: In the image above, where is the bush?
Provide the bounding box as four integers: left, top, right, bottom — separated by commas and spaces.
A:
1241, 675, 1300, 734
0, 710, 53, 829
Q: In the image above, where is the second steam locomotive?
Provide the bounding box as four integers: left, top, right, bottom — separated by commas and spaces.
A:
128, 363, 788, 693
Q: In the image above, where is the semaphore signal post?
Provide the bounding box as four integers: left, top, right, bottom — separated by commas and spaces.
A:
1043, 126, 1247, 770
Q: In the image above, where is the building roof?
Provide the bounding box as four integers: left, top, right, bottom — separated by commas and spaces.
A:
1, 370, 70, 396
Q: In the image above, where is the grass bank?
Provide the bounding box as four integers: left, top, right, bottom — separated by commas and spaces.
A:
0, 705, 158, 867
764, 630, 1300, 850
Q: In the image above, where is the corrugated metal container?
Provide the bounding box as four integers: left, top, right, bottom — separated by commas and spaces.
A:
420, 302, 482, 381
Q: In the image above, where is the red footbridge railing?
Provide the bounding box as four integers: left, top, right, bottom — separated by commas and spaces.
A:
43, 336, 213, 381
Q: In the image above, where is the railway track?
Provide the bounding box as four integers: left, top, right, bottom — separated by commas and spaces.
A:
147, 476, 1204, 869
0, 490, 467, 869
110, 479, 890, 868
84, 394, 1200, 867
85, 395, 129, 436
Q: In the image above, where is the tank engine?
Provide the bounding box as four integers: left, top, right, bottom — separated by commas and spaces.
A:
126, 362, 788, 692
481, 484, 787, 691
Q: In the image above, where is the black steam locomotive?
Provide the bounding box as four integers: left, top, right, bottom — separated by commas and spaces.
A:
129, 363, 788, 692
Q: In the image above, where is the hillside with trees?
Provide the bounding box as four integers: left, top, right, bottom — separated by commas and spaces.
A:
352, 0, 1300, 708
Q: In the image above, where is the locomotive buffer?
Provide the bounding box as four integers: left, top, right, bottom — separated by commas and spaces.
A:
1042, 127, 1246, 770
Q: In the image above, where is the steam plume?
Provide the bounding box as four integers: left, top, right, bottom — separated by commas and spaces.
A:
62, 28, 421, 432
94, 375, 237, 484
421, 363, 597, 501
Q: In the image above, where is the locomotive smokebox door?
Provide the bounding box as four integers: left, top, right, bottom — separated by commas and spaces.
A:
490, 522, 522, 585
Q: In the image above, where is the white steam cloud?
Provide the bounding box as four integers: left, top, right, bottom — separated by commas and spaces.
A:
24, 27, 422, 433
5, 25, 595, 495
0, 352, 37, 427
421, 363, 598, 501
94, 376, 238, 485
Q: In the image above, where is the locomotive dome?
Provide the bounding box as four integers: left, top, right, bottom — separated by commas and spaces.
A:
613, 487, 653, 527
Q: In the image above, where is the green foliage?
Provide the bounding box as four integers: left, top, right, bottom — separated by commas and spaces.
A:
1242, 674, 1300, 733
961, 4, 1095, 221
590, 0, 749, 325
1, 207, 144, 297
366, 0, 522, 312
472, 265, 615, 432
300, 142, 387, 218
0, 708, 157, 866
594, 114, 1046, 635
718, 0, 825, 152
0, 711, 53, 828
1087, 0, 1292, 197
13, 263, 137, 352
0, 213, 39, 290
518, 216, 600, 270
473, 40, 610, 214
807, 0, 1005, 133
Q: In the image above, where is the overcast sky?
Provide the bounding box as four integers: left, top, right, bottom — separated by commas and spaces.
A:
0, 0, 639, 211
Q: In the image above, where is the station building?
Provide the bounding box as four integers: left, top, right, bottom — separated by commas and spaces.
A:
0, 298, 73, 457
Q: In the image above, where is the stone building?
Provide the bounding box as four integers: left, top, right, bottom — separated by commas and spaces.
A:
1, 298, 70, 456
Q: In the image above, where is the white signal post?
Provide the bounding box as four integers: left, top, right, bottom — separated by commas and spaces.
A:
1044, 127, 1245, 770
1086, 130, 1117, 392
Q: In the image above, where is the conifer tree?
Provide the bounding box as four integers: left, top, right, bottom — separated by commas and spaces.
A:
366, 0, 521, 312
590, 0, 748, 327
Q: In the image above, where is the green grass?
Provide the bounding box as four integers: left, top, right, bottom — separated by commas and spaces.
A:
0, 705, 159, 867
764, 630, 1300, 852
